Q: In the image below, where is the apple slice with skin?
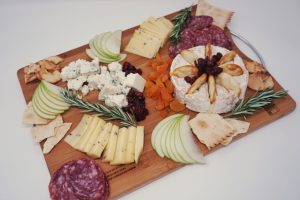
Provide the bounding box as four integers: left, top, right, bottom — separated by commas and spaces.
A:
164, 118, 183, 162
40, 84, 69, 109
173, 116, 196, 164
160, 119, 175, 159
104, 30, 122, 57
151, 114, 183, 157
100, 32, 121, 59
41, 81, 69, 106
178, 115, 205, 164
39, 84, 69, 111
167, 117, 190, 164
32, 94, 56, 120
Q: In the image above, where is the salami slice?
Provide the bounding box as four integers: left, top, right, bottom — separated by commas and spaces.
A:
49, 158, 109, 200
169, 15, 232, 58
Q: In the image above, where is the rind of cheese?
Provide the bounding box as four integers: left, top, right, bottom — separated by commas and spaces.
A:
170, 45, 249, 113
196, 0, 233, 29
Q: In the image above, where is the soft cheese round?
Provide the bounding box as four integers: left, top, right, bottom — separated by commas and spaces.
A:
170, 45, 249, 113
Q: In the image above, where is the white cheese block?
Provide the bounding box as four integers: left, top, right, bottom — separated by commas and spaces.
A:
125, 73, 146, 92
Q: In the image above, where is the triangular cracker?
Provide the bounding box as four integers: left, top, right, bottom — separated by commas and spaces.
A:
189, 113, 234, 149
23, 102, 50, 125
43, 123, 72, 154
221, 118, 250, 145
31, 115, 63, 142
196, 0, 233, 29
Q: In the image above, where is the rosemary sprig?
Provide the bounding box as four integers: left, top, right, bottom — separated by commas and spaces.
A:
225, 89, 288, 118
170, 6, 192, 44
61, 90, 136, 127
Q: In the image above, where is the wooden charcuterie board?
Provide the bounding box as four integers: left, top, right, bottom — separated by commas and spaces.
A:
17, 6, 296, 199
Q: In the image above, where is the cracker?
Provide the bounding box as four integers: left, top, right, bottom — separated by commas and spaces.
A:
221, 118, 250, 145
189, 113, 234, 149
43, 123, 72, 154
23, 102, 50, 125
31, 115, 63, 142
196, 0, 233, 29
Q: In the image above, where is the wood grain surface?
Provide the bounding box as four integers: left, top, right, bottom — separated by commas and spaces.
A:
17, 6, 296, 199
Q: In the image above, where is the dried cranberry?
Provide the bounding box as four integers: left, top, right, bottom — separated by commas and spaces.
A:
124, 88, 148, 121
122, 62, 143, 76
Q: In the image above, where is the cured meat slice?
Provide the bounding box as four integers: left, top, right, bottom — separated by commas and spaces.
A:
169, 16, 232, 58
49, 158, 109, 200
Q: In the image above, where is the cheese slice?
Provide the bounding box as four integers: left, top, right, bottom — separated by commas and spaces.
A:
158, 17, 174, 30
74, 116, 99, 151
125, 37, 160, 58
135, 126, 144, 163
87, 123, 113, 158
82, 118, 106, 153
102, 125, 119, 162
64, 114, 92, 147
125, 126, 137, 163
147, 17, 170, 34
110, 127, 129, 165
134, 29, 163, 47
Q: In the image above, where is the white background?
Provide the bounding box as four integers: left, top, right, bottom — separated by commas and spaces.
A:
0, 0, 300, 199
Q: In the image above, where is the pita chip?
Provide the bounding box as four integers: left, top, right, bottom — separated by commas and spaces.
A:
221, 118, 250, 145
43, 123, 72, 154
189, 113, 234, 149
23, 102, 50, 125
31, 115, 63, 142
196, 0, 233, 29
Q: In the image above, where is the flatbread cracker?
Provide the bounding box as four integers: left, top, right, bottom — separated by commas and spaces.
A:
221, 118, 250, 145
43, 123, 72, 154
189, 113, 234, 149
196, 0, 233, 29
23, 102, 50, 125
31, 115, 63, 142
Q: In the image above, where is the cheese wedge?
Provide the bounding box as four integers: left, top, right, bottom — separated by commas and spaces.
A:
82, 118, 106, 153
74, 116, 99, 151
102, 125, 119, 162
64, 114, 92, 147
125, 126, 137, 163
87, 123, 113, 158
125, 37, 160, 58
135, 126, 144, 164
110, 127, 129, 165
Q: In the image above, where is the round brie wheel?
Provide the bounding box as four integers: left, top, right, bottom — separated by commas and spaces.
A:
170, 45, 249, 114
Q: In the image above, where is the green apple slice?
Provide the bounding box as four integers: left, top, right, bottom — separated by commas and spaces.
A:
41, 81, 69, 105
151, 114, 183, 157
99, 32, 120, 59
160, 118, 176, 159
167, 117, 189, 164
32, 93, 56, 120
36, 85, 65, 115
173, 116, 196, 164
39, 84, 69, 110
103, 30, 122, 57
178, 115, 205, 164
90, 38, 121, 63
165, 117, 184, 163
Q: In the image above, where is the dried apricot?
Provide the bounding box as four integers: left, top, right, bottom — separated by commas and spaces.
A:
159, 109, 169, 118
155, 97, 165, 110
149, 85, 160, 98
165, 80, 174, 93
161, 88, 173, 102
145, 80, 154, 89
157, 64, 168, 74
170, 99, 185, 112
148, 71, 158, 81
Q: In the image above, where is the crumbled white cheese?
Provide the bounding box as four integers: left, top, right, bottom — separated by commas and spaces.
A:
80, 85, 89, 96
61, 59, 141, 108
105, 94, 128, 107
